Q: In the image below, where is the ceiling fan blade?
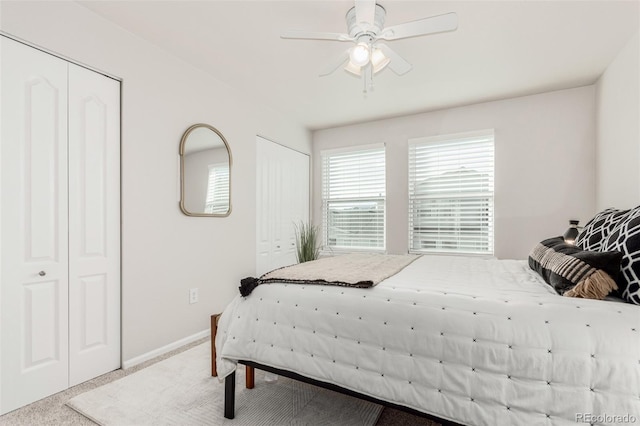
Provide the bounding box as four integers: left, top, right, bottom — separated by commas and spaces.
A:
355, 0, 376, 25
379, 12, 458, 41
319, 48, 352, 76
281, 30, 353, 42
376, 44, 412, 75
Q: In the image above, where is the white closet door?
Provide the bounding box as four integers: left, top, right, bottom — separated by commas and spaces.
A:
256, 138, 276, 275
256, 137, 310, 276
68, 64, 121, 386
0, 38, 70, 414
280, 145, 310, 266
289, 149, 310, 252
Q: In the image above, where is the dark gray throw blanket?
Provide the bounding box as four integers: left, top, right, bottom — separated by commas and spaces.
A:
239, 253, 420, 296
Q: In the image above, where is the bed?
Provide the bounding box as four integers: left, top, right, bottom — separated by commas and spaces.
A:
212, 201, 640, 425
213, 254, 640, 425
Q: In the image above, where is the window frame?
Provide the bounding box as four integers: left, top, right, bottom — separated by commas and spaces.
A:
408, 130, 495, 256
320, 143, 386, 253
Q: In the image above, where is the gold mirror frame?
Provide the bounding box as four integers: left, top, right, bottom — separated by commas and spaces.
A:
179, 123, 232, 217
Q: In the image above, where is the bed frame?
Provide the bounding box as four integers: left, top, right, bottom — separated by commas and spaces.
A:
211, 314, 460, 425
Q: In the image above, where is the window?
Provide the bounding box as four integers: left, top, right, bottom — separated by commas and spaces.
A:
408, 130, 494, 255
205, 163, 229, 214
321, 144, 385, 251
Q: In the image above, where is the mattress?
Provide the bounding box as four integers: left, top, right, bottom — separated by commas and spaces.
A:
216, 255, 640, 425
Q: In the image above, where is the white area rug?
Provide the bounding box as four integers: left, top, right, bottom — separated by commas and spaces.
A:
67, 342, 383, 425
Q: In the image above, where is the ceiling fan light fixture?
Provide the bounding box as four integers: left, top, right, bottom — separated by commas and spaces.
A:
281, 0, 458, 93
349, 42, 370, 67
371, 48, 390, 74
344, 61, 362, 76
345, 46, 389, 77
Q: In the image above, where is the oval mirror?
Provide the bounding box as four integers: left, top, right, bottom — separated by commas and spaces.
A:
179, 124, 232, 217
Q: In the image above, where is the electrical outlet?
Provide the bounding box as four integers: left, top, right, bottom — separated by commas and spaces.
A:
189, 288, 199, 304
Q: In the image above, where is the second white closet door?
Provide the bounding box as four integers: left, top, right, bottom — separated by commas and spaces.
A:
256, 137, 309, 276
68, 64, 121, 387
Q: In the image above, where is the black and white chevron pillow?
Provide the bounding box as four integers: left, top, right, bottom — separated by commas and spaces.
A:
576, 208, 630, 251
602, 207, 640, 305
529, 236, 621, 299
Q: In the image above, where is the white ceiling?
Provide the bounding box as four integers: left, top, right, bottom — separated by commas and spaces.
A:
79, 0, 639, 130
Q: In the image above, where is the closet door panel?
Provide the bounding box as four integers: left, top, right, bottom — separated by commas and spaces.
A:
271, 151, 284, 264
256, 137, 310, 275
281, 150, 296, 260
291, 149, 310, 245
290, 148, 310, 233
68, 64, 121, 386
278, 146, 309, 267
0, 38, 69, 414
256, 140, 272, 276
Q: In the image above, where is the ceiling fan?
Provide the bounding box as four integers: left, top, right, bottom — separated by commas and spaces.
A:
281, 0, 458, 94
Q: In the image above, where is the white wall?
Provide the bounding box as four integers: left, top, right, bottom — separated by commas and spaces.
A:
0, 1, 311, 362
596, 31, 640, 210
313, 86, 596, 260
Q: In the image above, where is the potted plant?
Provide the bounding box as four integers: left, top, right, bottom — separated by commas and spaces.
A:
294, 221, 320, 263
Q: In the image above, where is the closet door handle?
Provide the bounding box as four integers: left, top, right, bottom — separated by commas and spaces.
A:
38, 271, 46, 277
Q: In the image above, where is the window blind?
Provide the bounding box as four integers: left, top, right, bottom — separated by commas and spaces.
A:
205, 163, 229, 214
408, 130, 494, 255
321, 145, 385, 250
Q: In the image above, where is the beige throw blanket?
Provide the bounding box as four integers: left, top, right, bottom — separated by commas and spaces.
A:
263, 253, 419, 286
239, 253, 420, 296
239, 253, 421, 296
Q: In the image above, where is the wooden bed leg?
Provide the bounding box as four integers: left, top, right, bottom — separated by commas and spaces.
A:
246, 365, 255, 389
211, 314, 220, 377
224, 371, 236, 419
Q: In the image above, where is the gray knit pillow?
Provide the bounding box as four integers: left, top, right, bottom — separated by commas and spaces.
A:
529, 236, 621, 299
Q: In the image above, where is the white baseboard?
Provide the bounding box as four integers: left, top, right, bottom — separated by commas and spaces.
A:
122, 329, 210, 369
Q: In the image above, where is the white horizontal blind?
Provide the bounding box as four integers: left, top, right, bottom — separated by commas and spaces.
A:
205, 163, 229, 214
321, 145, 385, 250
408, 130, 494, 255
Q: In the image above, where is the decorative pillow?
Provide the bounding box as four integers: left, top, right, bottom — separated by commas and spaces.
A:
529, 236, 621, 299
602, 206, 640, 305
576, 208, 630, 251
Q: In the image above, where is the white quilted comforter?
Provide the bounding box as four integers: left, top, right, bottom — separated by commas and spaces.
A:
216, 255, 640, 425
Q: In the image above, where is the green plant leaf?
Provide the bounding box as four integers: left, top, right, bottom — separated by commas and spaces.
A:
294, 221, 320, 263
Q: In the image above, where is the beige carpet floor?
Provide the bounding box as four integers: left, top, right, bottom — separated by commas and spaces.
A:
0, 338, 440, 426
